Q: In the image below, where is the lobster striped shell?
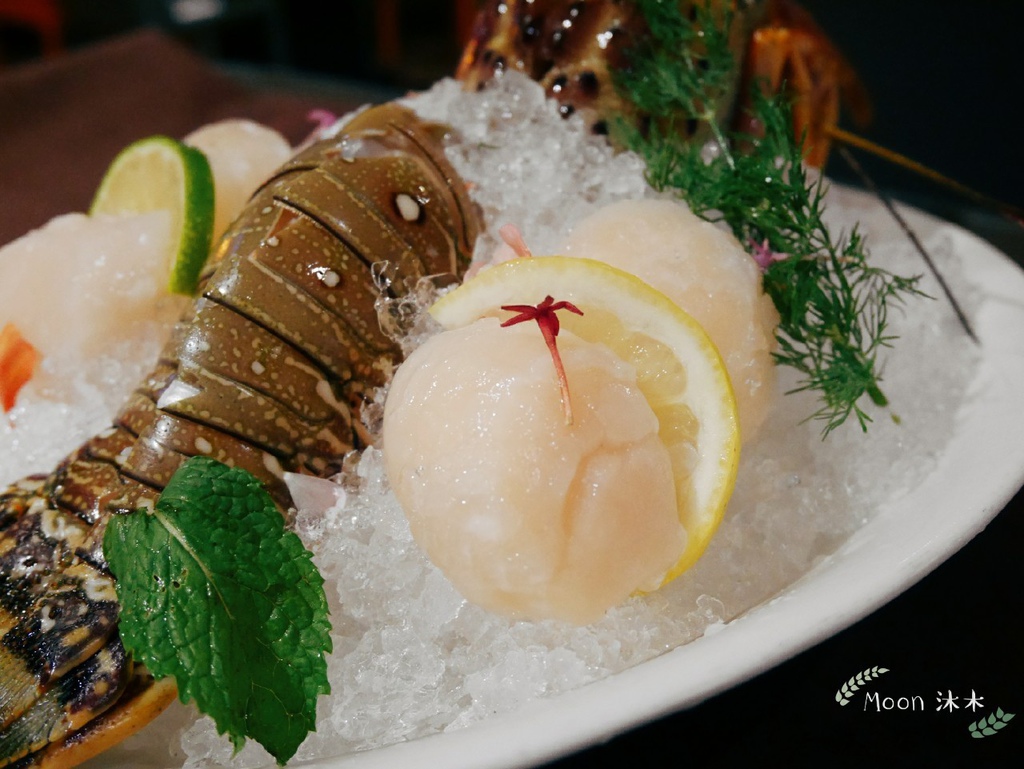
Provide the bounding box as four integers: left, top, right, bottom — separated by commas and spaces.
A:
0, 102, 480, 767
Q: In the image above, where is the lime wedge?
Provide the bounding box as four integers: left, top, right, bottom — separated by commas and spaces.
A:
90, 135, 215, 296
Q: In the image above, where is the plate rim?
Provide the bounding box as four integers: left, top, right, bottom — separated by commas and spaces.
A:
288, 195, 1024, 769
83, 192, 1024, 769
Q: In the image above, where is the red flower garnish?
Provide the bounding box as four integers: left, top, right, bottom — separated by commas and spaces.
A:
749, 238, 787, 271
501, 296, 584, 425
307, 108, 339, 132
499, 223, 533, 258
298, 109, 340, 149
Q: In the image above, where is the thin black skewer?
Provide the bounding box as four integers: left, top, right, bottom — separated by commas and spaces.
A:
835, 144, 979, 345
830, 127, 1024, 228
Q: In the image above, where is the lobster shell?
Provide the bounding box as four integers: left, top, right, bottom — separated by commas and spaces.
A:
456, 0, 767, 142
0, 102, 480, 767
456, 0, 872, 166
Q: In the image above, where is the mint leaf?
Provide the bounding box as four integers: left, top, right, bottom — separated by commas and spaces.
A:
104, 456, 332, 764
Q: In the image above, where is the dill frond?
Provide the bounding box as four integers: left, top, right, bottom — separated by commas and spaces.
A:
613, 0, 923, 435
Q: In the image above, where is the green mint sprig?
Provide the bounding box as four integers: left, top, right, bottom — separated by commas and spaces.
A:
104, 456, 332, 765
614, 0, 924, 435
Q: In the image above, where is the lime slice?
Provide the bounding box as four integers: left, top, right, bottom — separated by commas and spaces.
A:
90, 135, 215, 295
430, 255, 741, 586
184, 119, 292, 242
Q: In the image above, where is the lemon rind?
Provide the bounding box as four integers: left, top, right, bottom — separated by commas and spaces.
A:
431, 255, 741, 585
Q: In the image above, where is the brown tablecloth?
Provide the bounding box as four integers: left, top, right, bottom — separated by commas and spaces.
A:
0, 29, 367, 247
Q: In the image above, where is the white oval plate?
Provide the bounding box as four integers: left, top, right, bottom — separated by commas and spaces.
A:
297, 207, 1024, 769
86, 196, 1024, 769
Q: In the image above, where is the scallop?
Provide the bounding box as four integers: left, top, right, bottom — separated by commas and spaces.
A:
0, 211, 183, 363
184, 118, 293, 241
382, 318, 684, 625
560, 198, 780, 440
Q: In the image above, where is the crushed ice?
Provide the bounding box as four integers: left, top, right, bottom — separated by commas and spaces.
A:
0, 73, 982, 768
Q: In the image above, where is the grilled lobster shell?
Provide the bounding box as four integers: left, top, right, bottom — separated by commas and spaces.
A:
0, 102, 480, 768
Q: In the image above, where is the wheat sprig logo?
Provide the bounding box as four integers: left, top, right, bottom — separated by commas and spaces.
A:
968, 708, 1015, 738
835, 666, 890, 706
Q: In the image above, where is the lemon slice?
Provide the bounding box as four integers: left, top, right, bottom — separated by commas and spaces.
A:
90, 135, 215, 295
430, 255, 740, 584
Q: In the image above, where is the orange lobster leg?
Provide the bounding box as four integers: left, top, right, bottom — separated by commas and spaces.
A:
741, 0, 872, 167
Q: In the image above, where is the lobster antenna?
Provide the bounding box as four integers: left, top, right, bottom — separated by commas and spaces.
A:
834, 143, 979, 345
828, 126, 1024, 227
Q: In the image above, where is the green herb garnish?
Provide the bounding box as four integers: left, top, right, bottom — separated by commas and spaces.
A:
104, 457, 332, 765
614, 0, 923, 434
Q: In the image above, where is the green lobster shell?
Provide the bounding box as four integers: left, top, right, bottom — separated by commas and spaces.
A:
0, 102, 480, 768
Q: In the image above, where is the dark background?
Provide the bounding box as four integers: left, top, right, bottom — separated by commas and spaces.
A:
4, 1, 1020, 254
2, 2, 1022, 767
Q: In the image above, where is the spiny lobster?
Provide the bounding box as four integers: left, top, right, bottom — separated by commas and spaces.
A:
0, 103, 480, 768
456, 0, 873, 167
0, 2, 883, 766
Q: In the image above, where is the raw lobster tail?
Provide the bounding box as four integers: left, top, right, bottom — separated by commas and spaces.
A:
0, 103, 480, 768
